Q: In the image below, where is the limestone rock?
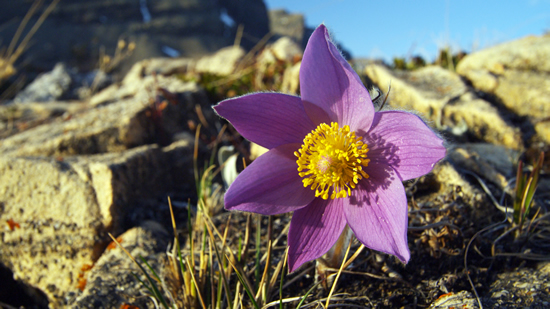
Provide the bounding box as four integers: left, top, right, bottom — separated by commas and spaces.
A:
535, 121, 550, 144
0, 97, 154, 157
219, 0, 270, 49
194, 46, 246, 76
249, 142, 269, 160
485, 263, 550, 307
268, 9, 306, 45
142, 57, 196, 76
460, 35, 550, 72
447, 143, 521, 189
1, 73, 211, 157
70, 221, 170, 309
14, 63, 72, 103
0, 0, 236, 74
0, 140, 193, 307
0, 101, 88, 139
364, 64, 522, 149
281, 61, 301, 95
91, 60, 205, 107
271, 37, 303, 62
422, 160, 480, 202
429, 290, 478, 308
456, 35, 550, 129
0, 155, 102, 307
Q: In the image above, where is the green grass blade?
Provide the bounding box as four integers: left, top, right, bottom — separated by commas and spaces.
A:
295, 280, 322, 309
513, 161, 525, 224
132, 273, 156, 298
238, 236, 242, 262
184, 258, 207, 309
140, 255, 163, 283
205, 225, 233, 309
523, 152, 544, 222
107, 234, 170, 308
227, 258, 260, 309
136, 256, 170, 309
187, 203, 194, 270
216, 268, 223, 309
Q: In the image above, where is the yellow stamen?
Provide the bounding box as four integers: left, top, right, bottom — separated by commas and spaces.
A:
294, 122, 370, 200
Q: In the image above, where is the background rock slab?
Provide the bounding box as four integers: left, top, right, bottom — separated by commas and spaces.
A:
456, 35, 550, 143
364, 64, 523, 149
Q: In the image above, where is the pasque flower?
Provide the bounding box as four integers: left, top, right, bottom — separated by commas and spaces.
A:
214, 25, 446, 272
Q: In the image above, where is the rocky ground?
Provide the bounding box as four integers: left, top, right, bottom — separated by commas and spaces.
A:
1, 2, 550, 309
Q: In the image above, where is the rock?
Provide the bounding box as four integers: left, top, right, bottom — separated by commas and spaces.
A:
281, 61, 301, 95
456, 35, 550, 143
0, 155, 102, 308
70, 221, 171, 308
0, 97, 154, 156
535, 121, 550, 144
194, 46, 246, 76
219, 0, 270, 49
257, 36, 302, 66
253, 36, 302, 95
485, 263, 550, 308
429, 290, 479, 308
0, 0, 269, 76
271, 37, 303, 62
447, 143, 521, 189
0, 140, 193, 307
364, 64, 523, 149
142, 57, 196, 76
249, 142, 269, 160
72, 70, 113, 100
420, 160, 481, 203
0, 72, 213, 157
13, 63, 72, 103
7, 60, 114, 103
0, 60, 209, 306
268, 9, 306, 45
0, 101, 88, 139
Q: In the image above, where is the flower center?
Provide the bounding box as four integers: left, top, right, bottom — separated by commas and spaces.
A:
294, 122, 370, 200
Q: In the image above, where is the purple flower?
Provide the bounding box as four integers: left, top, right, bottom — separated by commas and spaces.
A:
214, 25, 446, 272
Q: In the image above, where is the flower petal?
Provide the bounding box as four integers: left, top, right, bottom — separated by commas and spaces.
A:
300, 24, 374, 131
214, 93, 315, 149
224, 143, 315, 215
344, 164, 410, 263
288, 197, 347, 272
363, 111, 446, 181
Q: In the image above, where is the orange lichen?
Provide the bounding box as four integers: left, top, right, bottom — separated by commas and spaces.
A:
80, 263, 94, 272
6, 219, 20, 230
107, 236, 123, 250
76, 278, 87, 291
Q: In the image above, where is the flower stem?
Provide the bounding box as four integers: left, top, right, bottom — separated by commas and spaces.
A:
315, 225, 353, 289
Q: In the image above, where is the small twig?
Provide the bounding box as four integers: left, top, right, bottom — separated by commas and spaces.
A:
408, 221, 460, 231
281, 265, 315, 290
492, 252, 550, 261
460, 169, 513, 216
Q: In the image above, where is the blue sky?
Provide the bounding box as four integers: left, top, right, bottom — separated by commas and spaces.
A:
265, 0, 550, 62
